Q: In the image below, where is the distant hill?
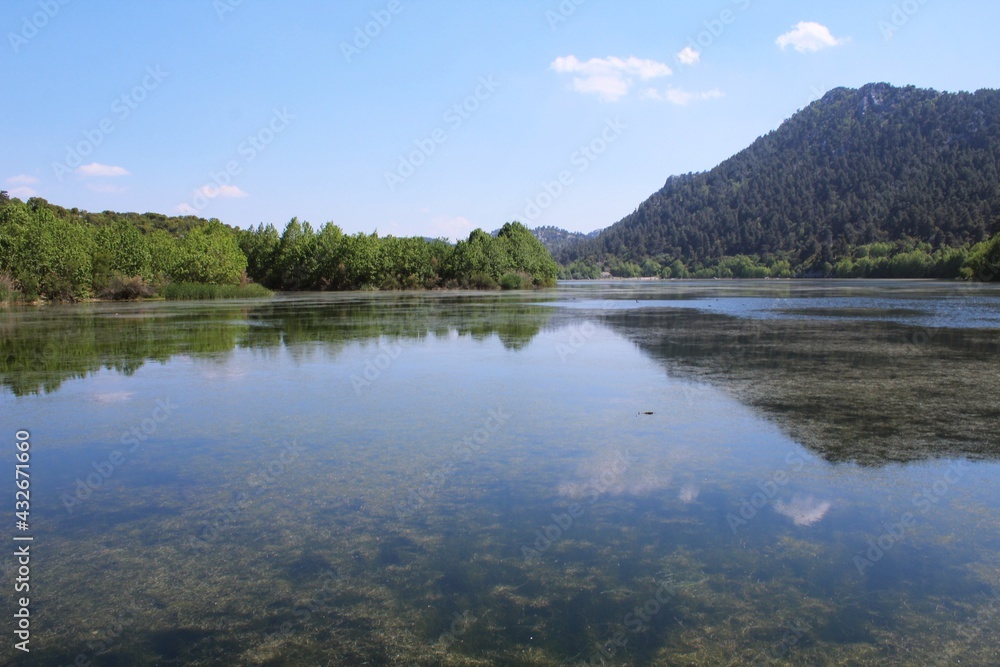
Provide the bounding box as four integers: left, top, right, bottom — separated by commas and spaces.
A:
560, 83, 1000, 277
14, 195, 216, 237
529, 225, 602, 256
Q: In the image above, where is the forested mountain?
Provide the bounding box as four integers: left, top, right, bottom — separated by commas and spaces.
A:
529, 226, 602, 256
560, 83, 1000, 277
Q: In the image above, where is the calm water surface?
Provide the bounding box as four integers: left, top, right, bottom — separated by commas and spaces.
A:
1, 280, 999, 665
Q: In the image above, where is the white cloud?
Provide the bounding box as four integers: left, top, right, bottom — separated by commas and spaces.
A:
175, 184, 248, 216
776, 21, 848, 53
429, 216, 476, 242
195, 184, 248, 199
5, 175, 39, 197
8, 186, 37, 199
774, 495, 832, 526
76, 163, 130, 177
677, 46, 701, 66
551, 55, 672, 102
643, 87, 724, 106
678, 483, 701, 503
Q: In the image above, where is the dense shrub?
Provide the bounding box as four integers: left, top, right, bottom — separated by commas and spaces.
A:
98, 274, 157, 300
961, 232, 1000, 281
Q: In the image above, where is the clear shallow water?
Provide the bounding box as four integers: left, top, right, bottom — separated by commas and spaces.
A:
1, 281, 999, 665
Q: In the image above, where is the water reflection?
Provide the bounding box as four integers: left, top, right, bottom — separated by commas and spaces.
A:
773, 494, 833, 526
603, 307, 1000, 464
0, 294, 554, 397
2, 284, 999, 665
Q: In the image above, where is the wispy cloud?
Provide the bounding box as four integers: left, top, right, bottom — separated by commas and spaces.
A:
551, 55, 672, 102
676, 46, 701, 66
8, 187, 37, 199
4, 175, 38, 198
195, 184, 248, 199
776, 21, 849, 53
76, 163, 130, 177
643, 87, 724, 106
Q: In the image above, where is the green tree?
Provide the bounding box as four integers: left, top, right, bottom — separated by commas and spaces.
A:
239, 223, 281, 287
339, 231, 383, 289
961, 231, 1000, 281
0, 201, 93, 300
171, 220, 247, 285
496, 221, 559, 286
92, 220, 152, 290
271, 218, 317, 290
147, 229, 180, 279
311, 222, 347, 289
450, 229, 507, 284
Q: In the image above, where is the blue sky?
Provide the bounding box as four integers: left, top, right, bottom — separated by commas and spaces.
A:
3, 1, 999, 238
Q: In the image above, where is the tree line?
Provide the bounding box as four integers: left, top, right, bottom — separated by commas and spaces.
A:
0, 193, 558, 304
238, 219, 557, 291
558, 236, 998, 280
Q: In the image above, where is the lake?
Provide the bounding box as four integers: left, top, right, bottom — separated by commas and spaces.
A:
2, 280, 999, 665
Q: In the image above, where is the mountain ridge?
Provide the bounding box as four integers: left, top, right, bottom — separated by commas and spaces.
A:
558, 83, 1000, 277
